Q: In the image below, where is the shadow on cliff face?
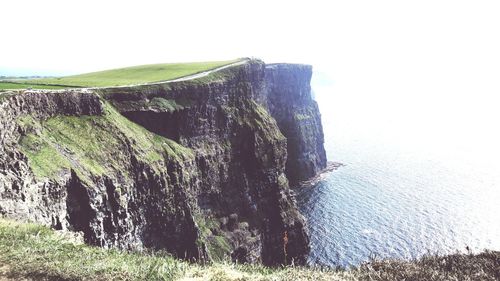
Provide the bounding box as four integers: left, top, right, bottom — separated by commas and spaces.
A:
66, 170, 94, 244
122, 110, 183, 142
65, 161, 205, 261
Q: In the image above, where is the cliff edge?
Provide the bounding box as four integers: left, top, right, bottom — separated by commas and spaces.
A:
0, 59, 326, 266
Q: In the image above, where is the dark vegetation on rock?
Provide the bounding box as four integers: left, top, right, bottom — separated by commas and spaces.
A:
0, 59, 327, 266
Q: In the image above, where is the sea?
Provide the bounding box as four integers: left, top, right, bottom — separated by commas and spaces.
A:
296, 72, 500, 267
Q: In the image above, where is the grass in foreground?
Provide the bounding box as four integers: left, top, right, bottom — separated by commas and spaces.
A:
0, 82, 68, 90
1, 219, 499, 281
21, 60, 240, 88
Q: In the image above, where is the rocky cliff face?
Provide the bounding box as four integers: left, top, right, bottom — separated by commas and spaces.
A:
0, 91, 206, 260
265, 64, 327, 186
0, 60, 326, 266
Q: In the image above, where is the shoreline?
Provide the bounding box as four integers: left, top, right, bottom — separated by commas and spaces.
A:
297, 161, 344, 188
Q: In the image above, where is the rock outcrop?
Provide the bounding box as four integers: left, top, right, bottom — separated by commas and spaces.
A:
0, 59, 326, 266
265, 64, 327, 186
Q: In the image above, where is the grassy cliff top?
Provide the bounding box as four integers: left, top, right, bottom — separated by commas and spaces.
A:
1, 59, 241, 89
0, 82, 68, 90
0, 218, 498, 281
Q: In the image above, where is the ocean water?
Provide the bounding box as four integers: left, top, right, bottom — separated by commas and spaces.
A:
297, 74, 500, 267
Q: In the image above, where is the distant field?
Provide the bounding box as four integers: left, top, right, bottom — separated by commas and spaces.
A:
0, 82, 68, 90
21, 59, 240, 88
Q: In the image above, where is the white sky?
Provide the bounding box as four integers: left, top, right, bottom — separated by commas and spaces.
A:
1, 0, 499, 76
2, 0, 500, 164
1, 0, 331, 75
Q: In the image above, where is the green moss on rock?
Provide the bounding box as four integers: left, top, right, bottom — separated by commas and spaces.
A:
17, 102, 193, 181
237, 100, 285, 142
194, 214, 232, 261
19, 135, 71, 179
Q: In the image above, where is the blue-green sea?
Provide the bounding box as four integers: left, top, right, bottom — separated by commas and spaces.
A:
297, 73, 500, 267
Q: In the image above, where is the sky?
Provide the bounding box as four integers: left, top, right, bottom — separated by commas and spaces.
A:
1, 0, 499, 75
2, 0, 500, 163
1, 0, 329, 75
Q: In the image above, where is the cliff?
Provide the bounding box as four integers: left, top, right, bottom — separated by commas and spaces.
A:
0, 59, 326, 266
265, 64, 327, 186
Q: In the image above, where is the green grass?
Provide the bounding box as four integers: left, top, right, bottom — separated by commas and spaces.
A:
0, 218, 347, 281
0, 82, 69, 90
148, 97, 192, 112
17, 102, 194, 181
0, 219, 189, 281
1, 218, 499, 281
19, 134, 72, 178
22, 60, 240, 88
